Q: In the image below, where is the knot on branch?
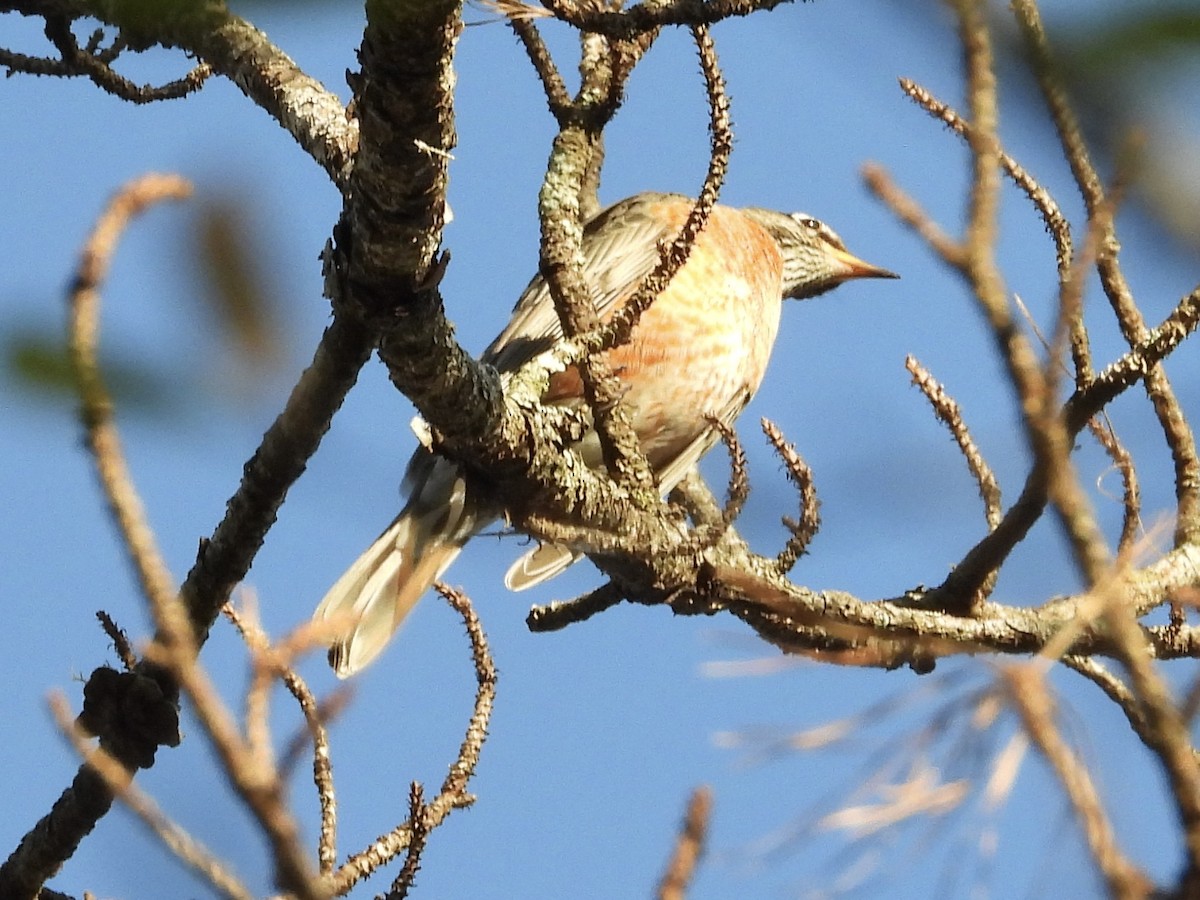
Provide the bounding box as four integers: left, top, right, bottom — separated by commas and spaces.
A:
77, 666, 181, 770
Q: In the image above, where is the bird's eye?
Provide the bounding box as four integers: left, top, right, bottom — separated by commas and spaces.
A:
800, 217, 820, 231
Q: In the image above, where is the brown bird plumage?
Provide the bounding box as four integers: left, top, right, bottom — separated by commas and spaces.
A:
314, 193, 897, 676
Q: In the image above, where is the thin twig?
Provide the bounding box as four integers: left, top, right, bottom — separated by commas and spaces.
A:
1062, 655, 1153, 751
927, 283, 1200, 608
510, 16, 571, 115
593, 22, 732, 352
761, 418, 820, 574
707, 416, 750, 530
998, 665, 1151, 897
96, 611, 137, 672
333, 585, 495, 895
1087, 417, 1143, 557
1070, 287, 1200, 427
385, 783, 429, 900
1098, 580, 1200, 886
897, 77, 1073, 284
41, 15, 211, 103
223, 602, 340, 876
527, 581, 626, 632
656, 786, 713, 900
1012, 0, 1200, 548
906, 356, 1001, 530
862, 163, 964, 268
141, 622, 322, 899
955, 0, 1080, 561
1014, 286, 1144, 560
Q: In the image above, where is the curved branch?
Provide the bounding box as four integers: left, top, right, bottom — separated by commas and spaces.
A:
41, 15, 211, 102
67, 174, 191, 630
5, 3, 356, 186
0, 176, 196, 900
332, 584, 495, 895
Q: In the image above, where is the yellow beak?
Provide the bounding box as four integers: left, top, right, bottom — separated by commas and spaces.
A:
830, 246, 899, 281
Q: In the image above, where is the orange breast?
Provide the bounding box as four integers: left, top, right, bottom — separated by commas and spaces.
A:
550, 199, 785, 469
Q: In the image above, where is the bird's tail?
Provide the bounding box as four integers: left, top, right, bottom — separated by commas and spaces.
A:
314, 454, 487, 677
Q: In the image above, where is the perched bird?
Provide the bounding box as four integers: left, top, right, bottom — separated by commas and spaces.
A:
315, 192, 897, 676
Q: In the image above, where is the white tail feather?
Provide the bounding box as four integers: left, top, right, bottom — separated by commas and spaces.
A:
314, 456, 483, 677
504, 542, 580, 591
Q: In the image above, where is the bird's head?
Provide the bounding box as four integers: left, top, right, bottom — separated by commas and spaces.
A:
743, 208, 899, 300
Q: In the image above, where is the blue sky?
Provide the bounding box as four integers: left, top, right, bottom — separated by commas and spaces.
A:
2, 1, 1199, 897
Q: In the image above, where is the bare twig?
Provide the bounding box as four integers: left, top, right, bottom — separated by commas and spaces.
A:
1072, 287, 1200, 426
527, 581, 626, 632
333, 584, 495, 895
656, 786, 713, 900
509, 15, 571, 115
1098, 584, 1200, 887
953, 1, 1072, 552
998, 665, 1151, 898
594, 22, 733, 353
924, 282, 1200, 610
897, 77, 1073, 285
29, 183, 200, 891
95, 611, 137, 672
761, 418, 820, 575
1062, 655, 1153, 751
40, 15, 211, 103
1011, 0, 1200, 547
1087, 417, 1143, 557
142, 631, 322, 899
707, 416, 750, 531
386, 783, 430, 900
222, 602, 340, 876
906, 356, 1001, 530
1014, 286, 1144, 559
862, 162, 965, 268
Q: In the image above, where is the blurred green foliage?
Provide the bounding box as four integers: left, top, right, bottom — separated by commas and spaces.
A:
3, 322, 175, 413
193, 197, 283, 375
1060, 8, 1200, 74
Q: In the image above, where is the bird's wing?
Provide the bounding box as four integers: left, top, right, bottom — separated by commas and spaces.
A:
482, 193, 685, 374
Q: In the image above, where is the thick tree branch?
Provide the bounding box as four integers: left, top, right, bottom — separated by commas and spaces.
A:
173, 11, 358, 189
700, 542, 1200, 669
180, 314, 375, 642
